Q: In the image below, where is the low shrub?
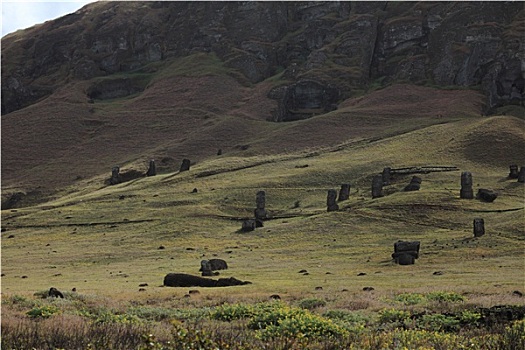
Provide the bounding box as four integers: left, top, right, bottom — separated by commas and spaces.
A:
26, 305, 61, 319
378, 308, 411, 324
297, 298, 327, 310
426, 291, 465, 303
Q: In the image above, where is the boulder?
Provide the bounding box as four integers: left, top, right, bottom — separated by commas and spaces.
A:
241, 220, 256, 232
199, 258, 228, 271
48, 287, 64, 298
476, 189, 497, 203
404, 176, 422, 191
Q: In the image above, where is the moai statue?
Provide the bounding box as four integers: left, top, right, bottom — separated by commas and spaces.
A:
382, 167, 392, 186
372, 175, 384, 198
200, 260, 214, 276
392, 241, 420, 265
473, 218, 485, 237
254, 190, 268, 220
404, 176, 422, 191
146, 159, 156, 176
327, 189, 339, 212
509, 165, 519, 179
460, 172, 474, 199
110, 166, 121, 185
518, 166, 525, 183
180, 159, 191, 172
338, 184, 350, 201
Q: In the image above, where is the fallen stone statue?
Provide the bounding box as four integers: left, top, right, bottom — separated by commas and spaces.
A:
163, 273, 252, 287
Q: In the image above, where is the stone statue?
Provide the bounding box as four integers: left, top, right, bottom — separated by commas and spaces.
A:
372, 175, 384, 198
460, 172, 474, 199
473, 218, 485, 237
338, 183, 350, 201
146, 159, 156, 176
327, 189, 339, 212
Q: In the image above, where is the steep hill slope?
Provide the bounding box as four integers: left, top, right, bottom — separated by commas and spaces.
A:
1, 1, 524, 208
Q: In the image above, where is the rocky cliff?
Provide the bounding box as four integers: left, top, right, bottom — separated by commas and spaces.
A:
2, 1, 524, 117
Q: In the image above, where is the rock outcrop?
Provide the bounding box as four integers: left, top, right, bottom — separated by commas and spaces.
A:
2, 2, 523, 115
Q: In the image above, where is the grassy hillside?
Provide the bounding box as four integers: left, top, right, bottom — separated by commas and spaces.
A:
2, 115, 524, 349
2, 115, 524, 298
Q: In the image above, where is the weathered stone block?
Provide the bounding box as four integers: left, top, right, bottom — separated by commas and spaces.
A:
241, 220, 256, 232
477, 189, 497, 203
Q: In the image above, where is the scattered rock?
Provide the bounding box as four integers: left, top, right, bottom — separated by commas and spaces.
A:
241, 220, 256, 232
158, 245, 165, 250
433, 271, 444, 275
357, 272, 367, 276
315, 286, 323, 290
189, 290, 200, 295
139, 283, 148, 287
404, 176, 422, 191
269, 294, 281, 300
363, 287, 375, 291
476, 189, 497, 202
513, 290, 523, 297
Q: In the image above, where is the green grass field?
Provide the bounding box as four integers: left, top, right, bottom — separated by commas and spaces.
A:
2, 115, 524, 349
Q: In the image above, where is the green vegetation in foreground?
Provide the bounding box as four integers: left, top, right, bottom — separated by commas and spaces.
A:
1, 116, 524, 349
2, 292, 524, 349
